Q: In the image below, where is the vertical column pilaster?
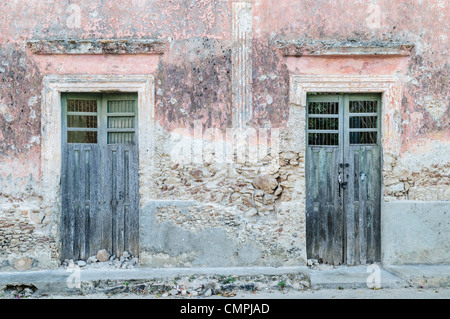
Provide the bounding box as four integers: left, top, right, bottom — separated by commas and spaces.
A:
232, 0, 253, 129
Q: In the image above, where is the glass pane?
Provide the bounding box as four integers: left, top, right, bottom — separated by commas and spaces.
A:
350, 132, 377, 145
308, 102, 339, 115
107, 100, 135, 113
308, 118, 339, 130
67, 115, 97, 128
68, 131, 97, 144
108, 132, 135, 144
308, 133, 339, 146
108, 117, 135, 129
349, 101, 377, 113
67, 99, 97, 113
349, 116, 377, 129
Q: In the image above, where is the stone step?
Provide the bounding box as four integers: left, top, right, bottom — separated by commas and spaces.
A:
385, 265, 450, 288
2, 265, 449, 298
0, 266, 310, 297
309, 265, 409, 290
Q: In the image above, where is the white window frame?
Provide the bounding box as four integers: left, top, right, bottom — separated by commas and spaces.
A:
40, 75, 155, 237
290, 74, 403, 159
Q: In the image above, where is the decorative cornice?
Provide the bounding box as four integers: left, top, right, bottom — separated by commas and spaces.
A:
27, 39, 169, 55
277, 40, 414, 57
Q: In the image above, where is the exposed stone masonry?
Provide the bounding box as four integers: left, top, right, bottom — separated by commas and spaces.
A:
0, 202, 56, 270
383, 151, 450, 201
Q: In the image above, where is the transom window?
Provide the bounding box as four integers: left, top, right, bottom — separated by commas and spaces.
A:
307, 94, 381, 147
62, 93, 138, 145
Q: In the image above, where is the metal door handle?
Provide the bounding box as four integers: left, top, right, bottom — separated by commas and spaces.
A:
338, 172, 347, 194
338, 163, 349, 195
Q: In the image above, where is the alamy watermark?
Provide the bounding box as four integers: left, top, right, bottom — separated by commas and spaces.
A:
66, 265, 81, 289
366, 264, 381, 289
66, 4, 81, 29
169, 121, 281, 166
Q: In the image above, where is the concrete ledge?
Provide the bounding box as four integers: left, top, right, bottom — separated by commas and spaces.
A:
309, 266, 408, 290
385, 265, 450, 288
3, 265, 449, 296
0, 266, 309, 295
27, 38, 169, 55
0, 269, 74, 294
277, 40, 414, 56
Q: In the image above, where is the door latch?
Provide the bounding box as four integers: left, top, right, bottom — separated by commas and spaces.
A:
338, 172, 348, 197
338, 163, 349, 194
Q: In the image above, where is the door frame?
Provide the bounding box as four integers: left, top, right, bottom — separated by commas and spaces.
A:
40, 75, 155, 259
305, 93, 383, 265
290, 74, 403, 265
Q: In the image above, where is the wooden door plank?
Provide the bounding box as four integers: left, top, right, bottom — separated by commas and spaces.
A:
318, 149, 328, 263
344, 94, 382, 265
312, 150, 321, 260
114, 146, 126, 257
77, 147, 86, 260
333, 149, 344, 265
61, 147, 69, 259
72, 148, 81, 260
366, 148, 376, 264
105, 94, 139, 257
325, 150, 334, 264
306, 94, 344, 265
343, 95, 354, 265
127, 145, 140, 256
80, 147, 93, 260
89, 145, 101, 257
306, 147, 320, 260
356, 151, 368, 264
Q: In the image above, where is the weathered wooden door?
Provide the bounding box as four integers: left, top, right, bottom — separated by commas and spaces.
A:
61, 93, 139, 261
306, 94, 381, 265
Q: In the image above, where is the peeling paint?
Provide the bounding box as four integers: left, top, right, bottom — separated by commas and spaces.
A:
0, 103, 14, 122
0, 0, 448, 270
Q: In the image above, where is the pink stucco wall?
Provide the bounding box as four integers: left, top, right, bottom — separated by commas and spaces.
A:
0, 0, 448, 197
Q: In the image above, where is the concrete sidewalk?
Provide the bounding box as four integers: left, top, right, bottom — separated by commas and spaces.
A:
0, 266, 310, 295
309, 265, 408, 289
0, 265, 449, 297
385, 265, 450, 288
